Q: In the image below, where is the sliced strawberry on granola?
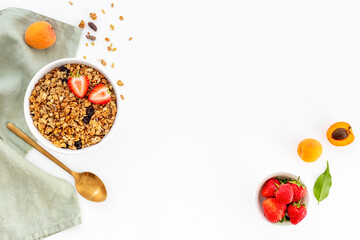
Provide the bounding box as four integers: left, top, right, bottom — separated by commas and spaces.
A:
88, 84, 111, 104
67, 73, 89, 98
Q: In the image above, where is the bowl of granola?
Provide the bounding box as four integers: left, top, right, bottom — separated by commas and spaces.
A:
24, 58, 119, 154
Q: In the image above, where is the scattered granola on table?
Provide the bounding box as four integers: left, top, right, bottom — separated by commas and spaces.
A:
28, 64, 117, 150
119, 16, 124, 21
69, 1, 73, 6
117, 80, 124, 86
105, 37, 110, 42
90, 12, 97, 20
111, 63, 115, 68
79, 20, 85, 29
91, 42, 95, 46
100, 59, 107, 66
110, 24, 115, 30
102, 9, 105, 14
129, 37, 133, 41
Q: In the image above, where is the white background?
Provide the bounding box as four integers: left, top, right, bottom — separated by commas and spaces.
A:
1, 0, 360, 239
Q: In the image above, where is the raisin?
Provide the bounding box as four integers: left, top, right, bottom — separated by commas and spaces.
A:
74, 140, 82, 149
86, 106, 95, 117
59, 66, 69, 75
88, 22, 97, 32
86, 34, 96, 41
82, 116, 91, 124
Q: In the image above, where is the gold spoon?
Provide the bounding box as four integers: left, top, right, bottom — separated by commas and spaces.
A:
7, 123, 107, 202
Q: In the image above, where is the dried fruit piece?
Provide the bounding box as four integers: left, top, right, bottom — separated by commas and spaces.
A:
327, 122, 354, 146
86, 34, 96, 41
105, 37, 110, 42
90, 13, 97, 20
111, 3, 114, 7
110, 24, 115, 30
129, 37, 133, 41
91, 42, 95, 46
297, 138, 322, 163
119, 16, 124, 21
86, 43, 88, 47
86, 106, 95, 117
112, 48, 117, 52
79, 20, 85, 29
74, 140, 82, 149
82, 116, 91, 124
88, 22, 97, 32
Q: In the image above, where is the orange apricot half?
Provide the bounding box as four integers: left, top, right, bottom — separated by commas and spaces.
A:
297, 138, 323, 163
327, 122, 354, 146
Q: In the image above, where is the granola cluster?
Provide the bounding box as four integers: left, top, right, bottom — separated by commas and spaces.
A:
29, 64, 117, 150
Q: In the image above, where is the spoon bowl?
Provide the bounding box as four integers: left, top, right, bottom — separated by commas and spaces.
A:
73, 172, 107, 202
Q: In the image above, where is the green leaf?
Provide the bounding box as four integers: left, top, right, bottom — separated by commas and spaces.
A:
313, 161, 332, 204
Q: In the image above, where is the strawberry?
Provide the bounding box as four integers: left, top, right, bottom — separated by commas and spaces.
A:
275, 183, 293, 204
261, 178, 281, 198
287, 202, 307, 225
262, 198, 287, 223
88, 84, 111, 104
288, 178, 306, 203
67, 73, 89, 98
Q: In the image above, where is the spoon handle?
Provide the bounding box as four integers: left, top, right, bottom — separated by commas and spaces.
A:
7, 123, 73, 175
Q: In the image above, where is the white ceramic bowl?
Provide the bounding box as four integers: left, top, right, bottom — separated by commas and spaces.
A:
256, 172, 309, 225
24, 58, 120, 154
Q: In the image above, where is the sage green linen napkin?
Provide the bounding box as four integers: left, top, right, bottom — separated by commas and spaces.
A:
0, 7, 82, 239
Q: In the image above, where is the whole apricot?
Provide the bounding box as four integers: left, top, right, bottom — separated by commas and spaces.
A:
327, 122, 354, 146
25, 21, 56, 49
297, 138, 322, 163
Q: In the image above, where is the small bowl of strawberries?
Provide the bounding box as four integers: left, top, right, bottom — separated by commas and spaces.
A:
257, 172, 309, 225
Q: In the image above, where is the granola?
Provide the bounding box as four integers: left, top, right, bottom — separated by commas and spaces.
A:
29, 63, 117, 150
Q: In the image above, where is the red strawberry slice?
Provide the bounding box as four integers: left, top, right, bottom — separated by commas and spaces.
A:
68, 75, 89, 98
88, 84, 111, 104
